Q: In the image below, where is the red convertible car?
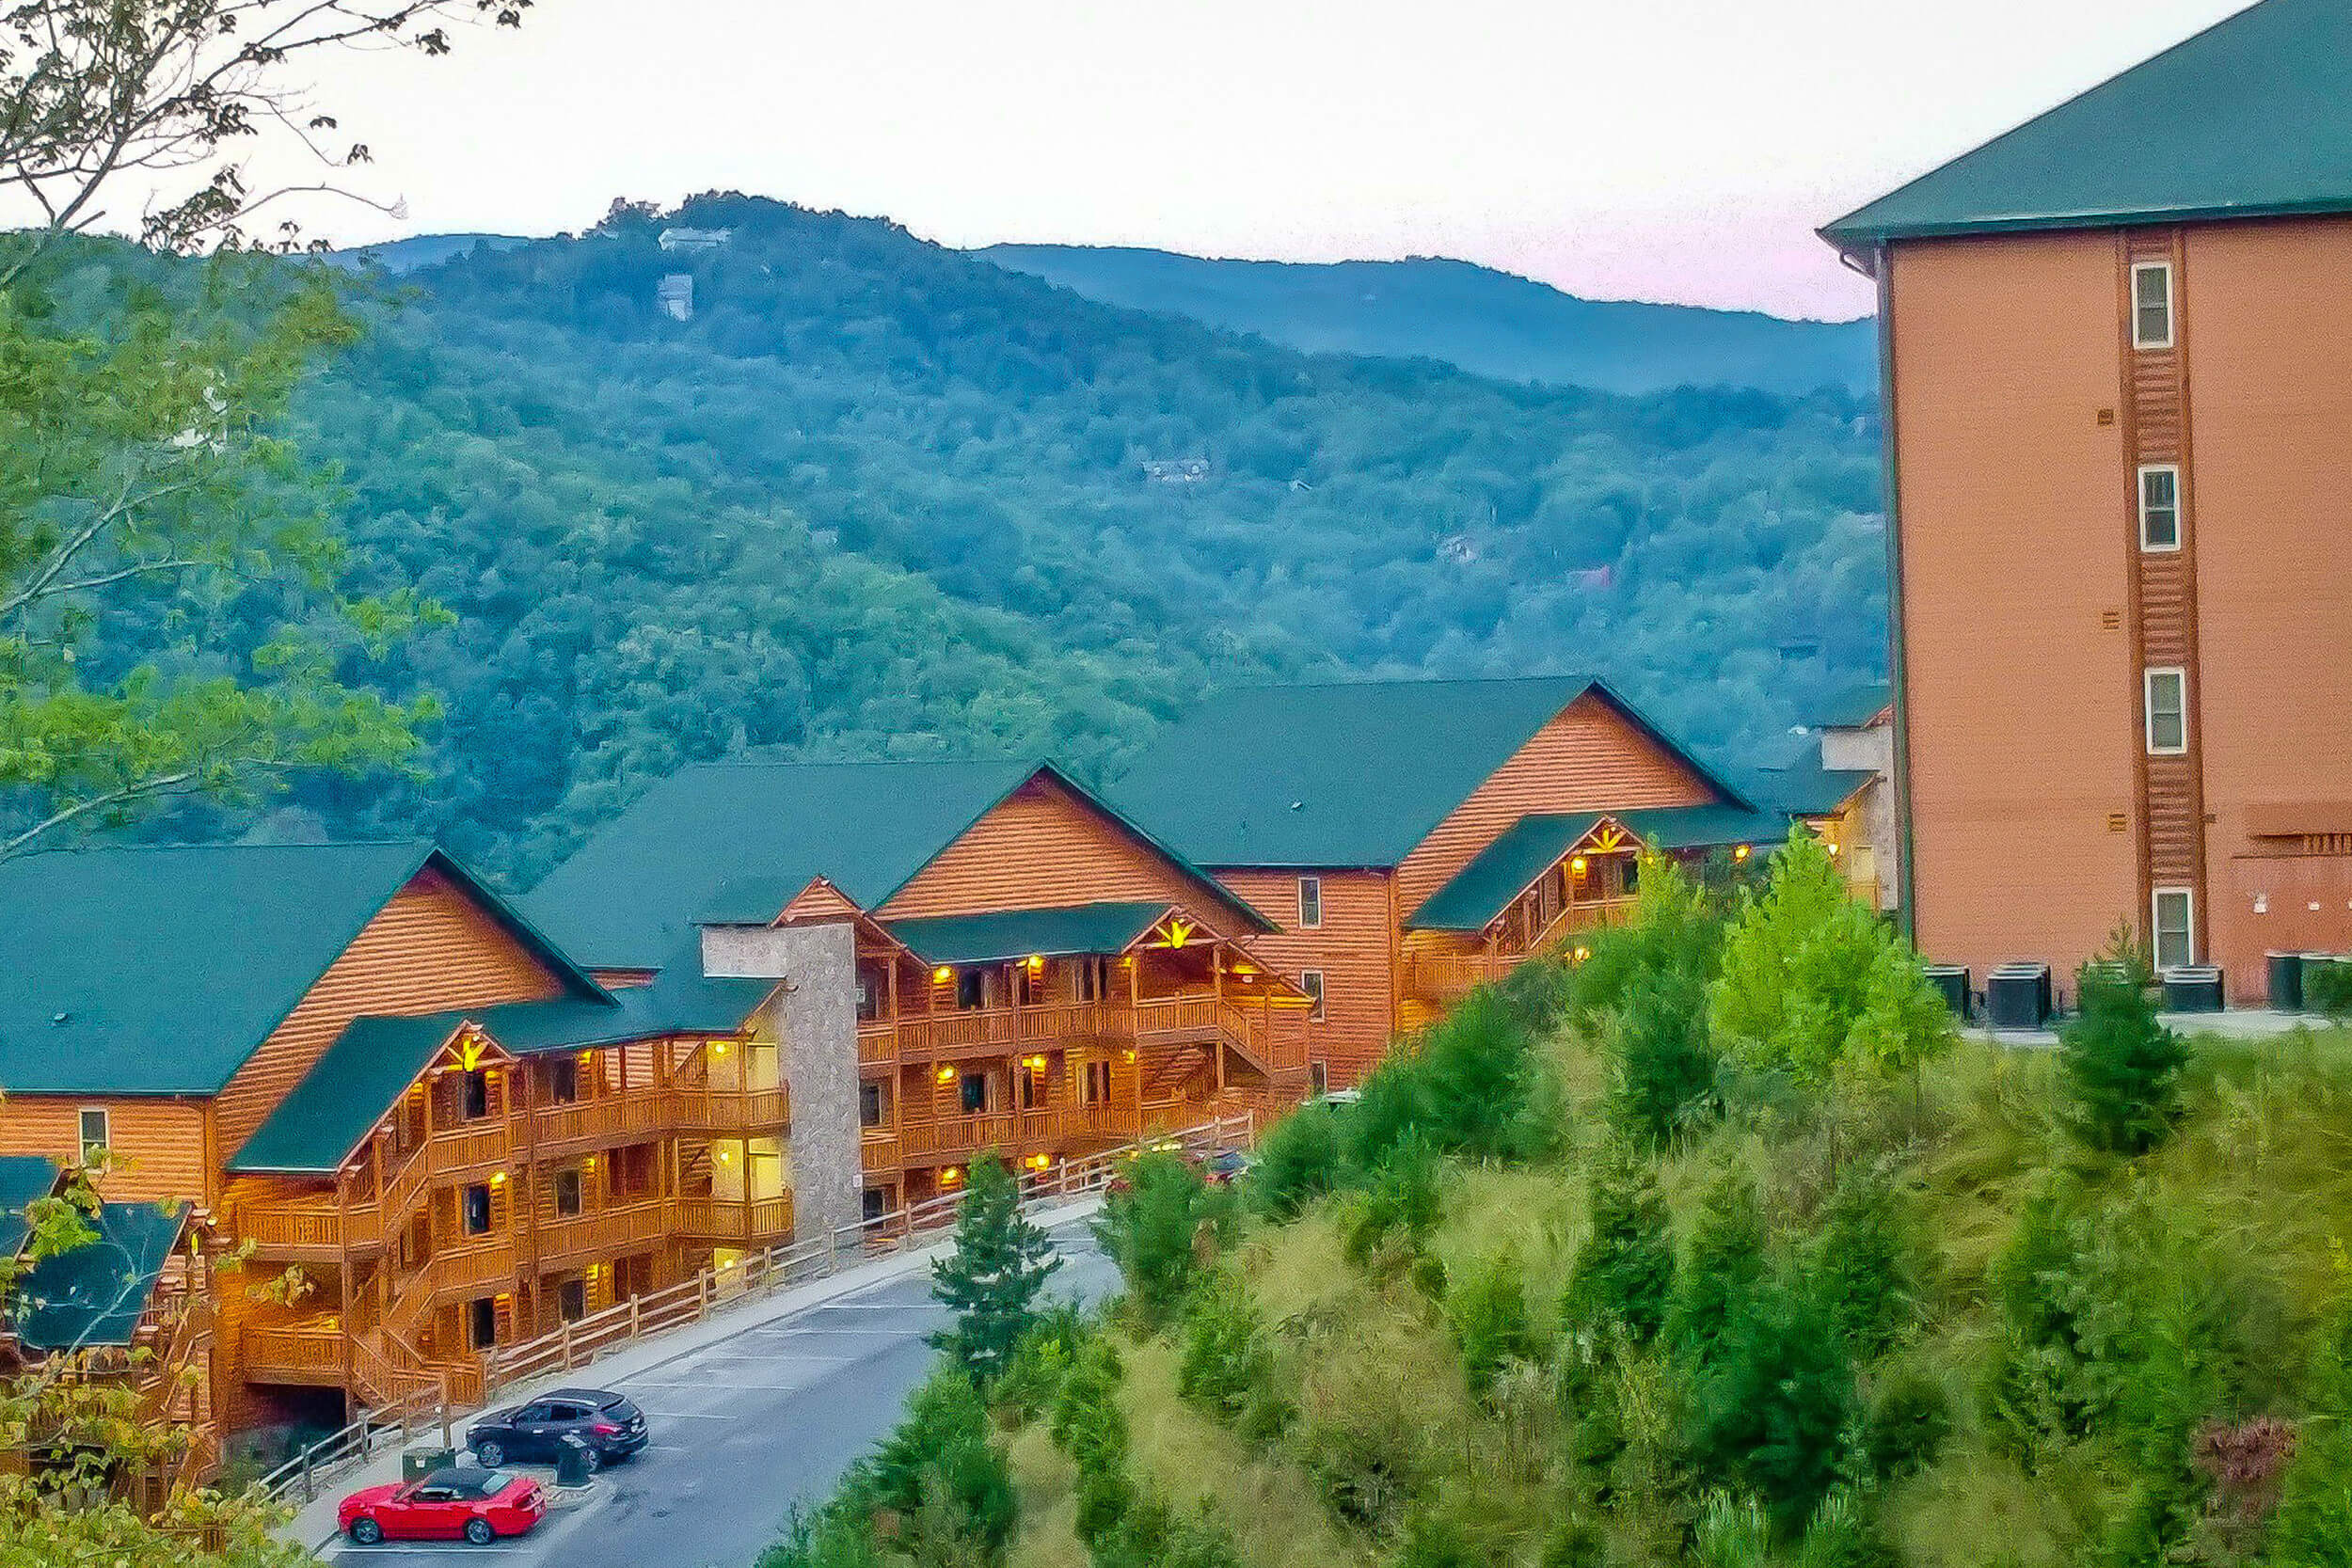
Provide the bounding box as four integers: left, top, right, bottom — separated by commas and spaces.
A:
340, 1465, 547, 1545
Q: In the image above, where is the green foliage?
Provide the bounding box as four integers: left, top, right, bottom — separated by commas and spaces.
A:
1, 245, 437, 859
2306, 958, 2352, 1022
1342, 1129, 1442, 1266
1808, 1173, 1916, 1358
1687, 1274, 1859, 1529
2268, 1253, 2352, 1566
1666, 1168, 1768, 1363
1177, 1268, 1278, 1424
1693, 1491, 1775, 1568
1447, 1246, 1540, 1400
1248, 1099, 1345, 1219
1096, 1151, 1233, 1323
1794, 1487, 1899, 1568
992, 1304, 1088, 1423
755, 1505, 886, 1568
1352, 988, 1559, 1171
854, 1369, 1016, 1562
1710, 826, 1952, 1087
1856, 1367, 1952, 1481
2060, 941, 2189, 1156
930, 1155, 1062, 1384
1562, 1142, 1676, 1348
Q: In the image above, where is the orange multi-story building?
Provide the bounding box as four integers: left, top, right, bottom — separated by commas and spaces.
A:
1821, 0, 2352, 1002
1114, 676, 1784, 1085
521, 759, 1312, 1219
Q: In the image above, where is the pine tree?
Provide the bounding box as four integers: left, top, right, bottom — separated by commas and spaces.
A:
930, 1155, 1061, 1383
2059, 937, 2189, 1155
1562, 1143, 1676, 1347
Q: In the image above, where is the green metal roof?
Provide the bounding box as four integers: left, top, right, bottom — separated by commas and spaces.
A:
1620, 805, 1789, 850
1824, 0, 2352, 247
884, 901, 1171, 967
1813, 683, 1892, 732
229, 960, 773, 1177
0, 843, 602, 1097
1405, 816, 1605, 932
11, 1200, 188, 1351
0, 1158, 61, 1259
1112, 676, 1751, 869
1745, 735, 1877, 818
525, 759, 1264, 971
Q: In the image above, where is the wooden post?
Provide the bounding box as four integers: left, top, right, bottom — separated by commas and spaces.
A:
630, 1296, 642, 1339
560, 1321, 573, 1370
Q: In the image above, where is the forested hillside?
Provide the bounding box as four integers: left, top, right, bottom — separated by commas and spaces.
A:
977, 245, 1879, 397
68, 196, 1887, 883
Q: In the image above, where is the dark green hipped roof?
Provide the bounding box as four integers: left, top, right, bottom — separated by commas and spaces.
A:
11, 1200, 188, 1351
1813, 683, 1892, 731
1746, 733, 1878, 819
885, 902, 1171, 968
230, 961, 773, 1177
0, 1158, 62, 1259
1113, 676, 1751, 869
525, 759, 1264, 971
0, 843, 603, 1097
1406, 804, 1793, 933
1824, 0, 2352, 248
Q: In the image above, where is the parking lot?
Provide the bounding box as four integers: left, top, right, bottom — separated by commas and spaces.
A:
321, 1214, 1117, 1567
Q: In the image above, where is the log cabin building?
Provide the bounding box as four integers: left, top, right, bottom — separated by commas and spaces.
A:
521, 759, 1313, 1222
1114, 676, 1786, 1085
1821, 0, 2352, 1000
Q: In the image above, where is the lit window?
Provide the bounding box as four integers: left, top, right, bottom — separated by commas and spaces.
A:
1300, 970, 1327, 1022
2138, 465, 2181, 551
2153, 888, 2194, 972
2144, 668, 2187, 754
2132, 261, 2173, 350
1297, 876, 1323, 930
77, 1108, 109, 1164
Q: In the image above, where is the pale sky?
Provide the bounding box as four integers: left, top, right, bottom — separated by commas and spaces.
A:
263, 0, 2253, 321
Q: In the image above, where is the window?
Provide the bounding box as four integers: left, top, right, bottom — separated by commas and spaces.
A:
468, 1297, 498, 1350
862, 1187, 888, 1222
860, 1080, 886, 1129
955, 970, 985, 1010
76, 1108, 109, 1164
2132, 261, 2173, 349
559, 1278, 587, 1323
1083, 1059, 1112, 1104
2144, 667, 2187, 754
461, 1069, 489, 1120
2138, 465, 2181, 551
1297, 876, 1324, 930
548, 1057, 580, 1105
462, 1182, 493, 1236
1300, 970, 1327, 1022
2153, 888, 2195, 972
960, 1071, 989, 1116
553, 1168, 582, 1217
855, 969, 880, 1022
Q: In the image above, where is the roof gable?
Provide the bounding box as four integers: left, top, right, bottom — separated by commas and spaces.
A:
0, 842, 600, 1098
884, 901, 1173, 967
1113, 676, 1746, 868
10, 1199, 189, 1351
1824, 0, 2352, 248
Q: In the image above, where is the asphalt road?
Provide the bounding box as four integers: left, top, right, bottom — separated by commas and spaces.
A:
323, 1213, 1118, 1568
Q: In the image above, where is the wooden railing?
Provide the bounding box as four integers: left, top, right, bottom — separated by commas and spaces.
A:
887, 1101, 1145, 1163
532, 1088, 675, 1151
672, 1194, 795, 1244
241, 1322, 345, 1384
891, 999, 1124, 1058
675, 1085, 790, 1132
536, 1198, 675, 1270
1402, 900, 1639, 1005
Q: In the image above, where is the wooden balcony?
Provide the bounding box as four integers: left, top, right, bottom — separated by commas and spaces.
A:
534, 1198, 673, 1273
241, 1322, 346, 1386
1402, 898, 1637, 1006
531, 1088, 675, 1155
883, 1101, 1144, 1166
868, 992, 1308, 1078
675, 1085, 790, 1133
674, 1194, 795, 1246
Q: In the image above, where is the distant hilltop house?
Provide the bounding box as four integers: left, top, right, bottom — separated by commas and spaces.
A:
1141, 457, 1212, 484
1821, 0, 2352, 1006
656, 273, 693, 322
657, 227, 732, 253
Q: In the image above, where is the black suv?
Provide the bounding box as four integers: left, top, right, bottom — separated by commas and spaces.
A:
466, 1387, 648, 1470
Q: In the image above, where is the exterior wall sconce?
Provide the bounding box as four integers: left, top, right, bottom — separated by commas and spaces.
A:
932, 967, 952, 984
1733, 845, 1752, 862
1569, 856, 1588, 877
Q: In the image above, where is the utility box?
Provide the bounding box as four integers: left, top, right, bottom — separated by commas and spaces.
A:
402, 1447, 455, 1482
2268, 951, 2305, 1011
2162, 966, 2224, 1014
1986, 963, 2053, 1030
554, 1435, 595, 1489
1922, 965, 1970, 1018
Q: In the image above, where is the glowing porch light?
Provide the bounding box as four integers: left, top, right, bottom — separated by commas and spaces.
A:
1733, 844, 1752, 862
1572, 945, 1593, 963
932, 967, 953, 984
1025, 955, 1044, 971
489, 1171, 507, 1186
936, 1067, 956, 1085
941, 1166, 963, 1187
1570, 856, 1588, 877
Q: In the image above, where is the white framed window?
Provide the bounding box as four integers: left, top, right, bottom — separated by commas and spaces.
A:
77, 1107, 109, 1164
1300, 970, 1327, 1022
1296, 875, 1323, 930
2152, 887, 2195, 972
2144, 667, 2187, 754
2132, 261, 2174, 350
2137, 464, 2181, 551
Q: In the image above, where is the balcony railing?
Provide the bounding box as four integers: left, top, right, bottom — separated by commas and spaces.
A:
532, 1090, 675, 1153
673, 1194, 795, 1245
534, 1198, 673, 1273
871, 991, 1308, 1076
675, 1086, 790, 1133
241, 1323, 346, 1385
1402, 898, 1639, 1005
883, 1101, 1145, 1164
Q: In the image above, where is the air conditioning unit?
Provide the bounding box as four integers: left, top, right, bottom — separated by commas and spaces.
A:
2268, 951, 2304, 1011
1985, 962, 2053, 1030
1921, 964, 1969, 1019
2160, 965, 2223, 1014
